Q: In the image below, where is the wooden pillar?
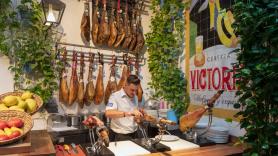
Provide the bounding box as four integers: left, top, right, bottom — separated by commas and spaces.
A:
184, 9, 190, 95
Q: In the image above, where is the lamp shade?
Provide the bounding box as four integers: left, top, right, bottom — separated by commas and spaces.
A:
41, 0, 66, 26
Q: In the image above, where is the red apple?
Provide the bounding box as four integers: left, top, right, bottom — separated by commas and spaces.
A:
9, 130, 21, 139
0, 135, 10, 141
0, 120, 8, 129
7, 118, 24, 128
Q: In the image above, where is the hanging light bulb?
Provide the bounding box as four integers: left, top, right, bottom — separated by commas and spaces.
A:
46, 4, 56, 25
42, 0, 65, 26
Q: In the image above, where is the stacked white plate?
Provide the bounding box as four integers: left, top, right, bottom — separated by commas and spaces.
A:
193, 122, 214, 137
206, 126, 229, 143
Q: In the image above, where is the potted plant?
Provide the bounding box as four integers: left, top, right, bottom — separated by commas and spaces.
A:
146, 0, 190, 118
232, 0, 278, 155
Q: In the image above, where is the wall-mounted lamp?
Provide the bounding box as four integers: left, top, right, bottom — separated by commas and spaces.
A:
41, 0, 66, 26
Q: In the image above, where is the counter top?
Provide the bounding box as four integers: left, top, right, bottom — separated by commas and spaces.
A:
3, 130, 243, 156
5, 130, 56, 156
141, 144, 243, 156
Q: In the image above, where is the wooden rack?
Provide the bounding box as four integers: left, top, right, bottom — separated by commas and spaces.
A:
55, 42, 146, 66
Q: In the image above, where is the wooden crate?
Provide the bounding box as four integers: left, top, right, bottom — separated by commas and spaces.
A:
0, 132, 31, 155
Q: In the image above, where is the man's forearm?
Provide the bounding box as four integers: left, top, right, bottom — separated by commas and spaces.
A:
105, 110, 133, 118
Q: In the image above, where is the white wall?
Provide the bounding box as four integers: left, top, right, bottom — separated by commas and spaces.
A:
0, 55, 14, 94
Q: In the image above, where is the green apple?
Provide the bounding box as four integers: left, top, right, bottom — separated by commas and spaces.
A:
4, 128, 12, 136
21, 91, 33, 100
0, 104, 8, 110
2, 96, 18, 107
17, 100, 27, 109
16, 96, 22, 101
10, 126, 23, 134
9, 106, 24, 112
25, 98, 37, 113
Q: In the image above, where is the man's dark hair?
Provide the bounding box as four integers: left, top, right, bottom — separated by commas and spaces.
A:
127, 75, 140, 85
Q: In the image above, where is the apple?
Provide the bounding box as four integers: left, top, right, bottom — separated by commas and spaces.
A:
4, 128, 12, 136
0, 120, 8, 129
0, 104, 8, 110
7, 118, 24, 128
0, 129, 5, 135
9, 130, 21, 139
17, 100, 27, 110
25, 98, 37, 113
9, 105, 24, 112
2, 95, 18, 107
0, 135, 10, 141
10, 126, 23, 134
21, 91, 33, 100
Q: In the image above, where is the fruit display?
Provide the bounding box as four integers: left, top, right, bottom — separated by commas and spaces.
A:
0, 110, 33, 145
0, 91, 43, 115
0, 118, 24, 141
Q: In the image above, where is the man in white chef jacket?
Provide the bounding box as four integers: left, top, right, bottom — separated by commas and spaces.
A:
105, 75, 143, 141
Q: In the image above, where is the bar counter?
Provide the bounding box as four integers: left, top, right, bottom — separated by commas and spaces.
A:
3, 130, 243, 156
141, 144, 243, 156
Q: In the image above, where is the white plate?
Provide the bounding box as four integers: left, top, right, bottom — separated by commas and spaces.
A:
207, 132, 229, 137
155, 135, 179, 142
207, 137, 228, 143
209, 126, 229, 132
195, 122, 215, 128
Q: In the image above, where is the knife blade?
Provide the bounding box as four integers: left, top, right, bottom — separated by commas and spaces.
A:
71, 143, 78, 154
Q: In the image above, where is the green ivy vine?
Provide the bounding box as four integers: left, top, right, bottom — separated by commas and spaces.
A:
0, 0, 60, 102
146, 0, 190, 118
232, 0, 278, 155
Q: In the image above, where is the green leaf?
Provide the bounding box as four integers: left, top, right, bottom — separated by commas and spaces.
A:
241, 69, 251, 75
234, 103, 241, 109
245, 98, 256, 106
251, 152, 259, 156
270, 58, 278, 63
262, 143, 269, 149
225, 118, 233, 123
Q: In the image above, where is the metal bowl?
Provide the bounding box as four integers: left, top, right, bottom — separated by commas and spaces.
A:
47, 113, 67, 129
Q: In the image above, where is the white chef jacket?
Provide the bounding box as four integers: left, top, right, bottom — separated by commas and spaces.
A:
106, 89, 139, 134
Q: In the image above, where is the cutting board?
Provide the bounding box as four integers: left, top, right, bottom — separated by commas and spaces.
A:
108, 141, 150, 156
159, 137, 200, 151
0, 132, 31, 155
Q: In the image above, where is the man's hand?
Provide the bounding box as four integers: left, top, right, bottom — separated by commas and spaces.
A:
132, 109, 143, 118
124, 109, 143, 118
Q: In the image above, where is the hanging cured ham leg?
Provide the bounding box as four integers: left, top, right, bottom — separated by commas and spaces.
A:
128, 10, 137, 51
68, 52, 79, 106
104, 56, 117, 105
135, 55, 143, 103
117, 54, 129, 91
122, 2, 132, 49
94, 53, 104, 105
134, 1, 145, 53
84, 54, 95, 106
113, 0, 126, 48
59, 48, 69, 105
77, 53, 85, 108
107, 2, 117, 47
81, 1, 90, 43
98, 0, 110, 45
179, 90, 224, 132
92, 0, 99, 45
